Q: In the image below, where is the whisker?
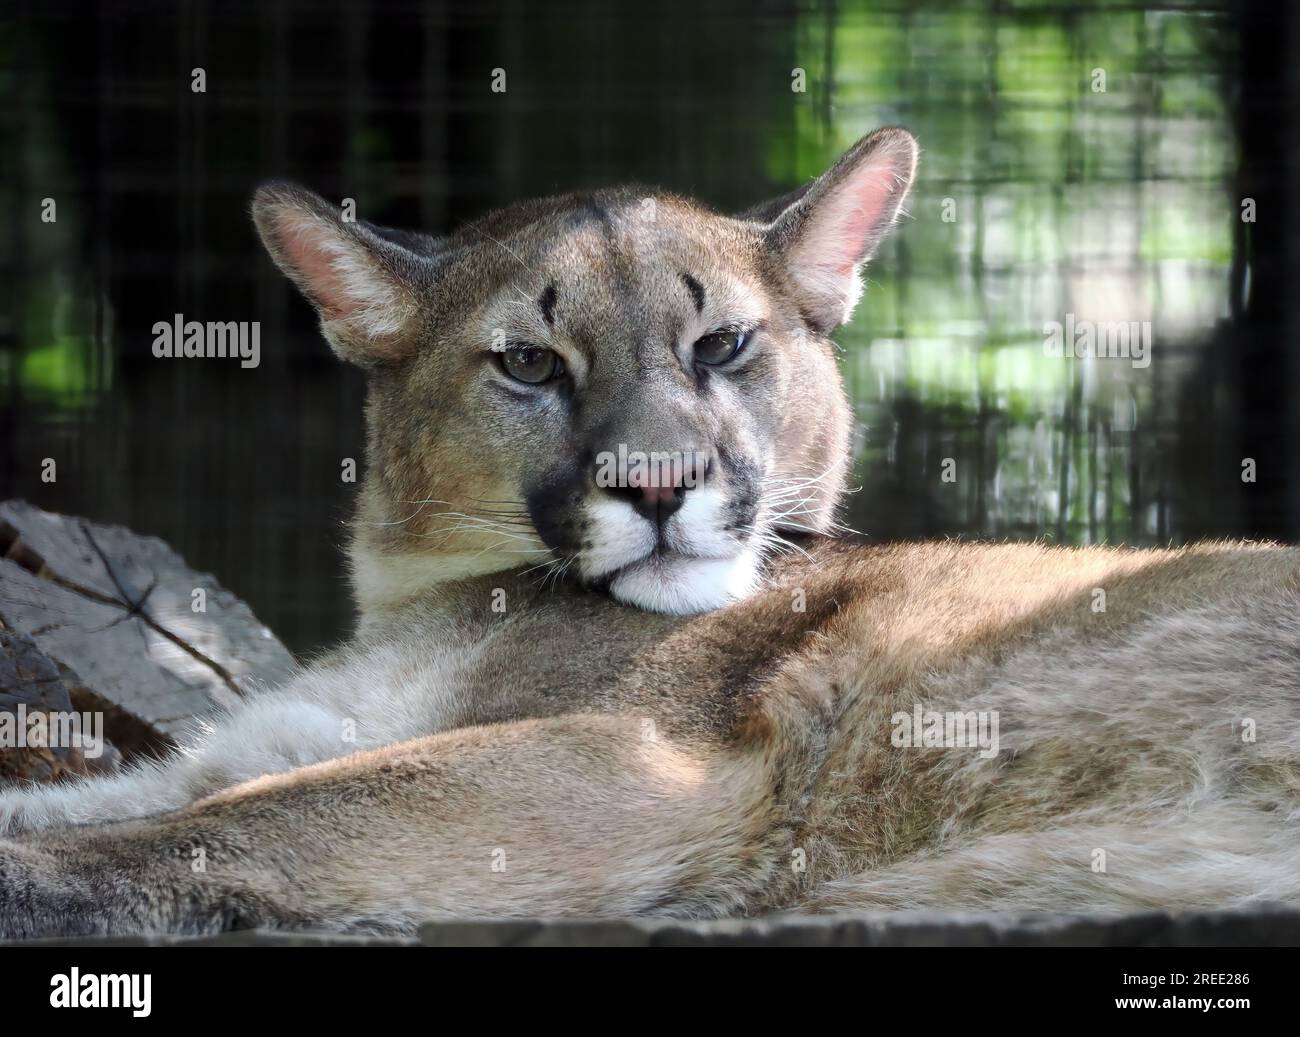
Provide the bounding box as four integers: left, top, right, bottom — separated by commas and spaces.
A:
414, 524, 544, 546
520, 556, 562, 578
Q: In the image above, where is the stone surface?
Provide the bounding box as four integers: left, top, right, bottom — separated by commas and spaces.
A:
7, 907, 1300, 946
0, 500, 296, 756
413, 908, 1300, 946
0, 626, 93, 783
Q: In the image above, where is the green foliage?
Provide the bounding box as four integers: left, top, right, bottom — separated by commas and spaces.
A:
773, 0, 1235, 544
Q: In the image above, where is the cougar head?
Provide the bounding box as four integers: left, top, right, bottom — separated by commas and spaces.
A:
252, 128, 917, 617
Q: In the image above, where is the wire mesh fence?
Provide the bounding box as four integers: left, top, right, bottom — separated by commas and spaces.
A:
1, 0, 1296, 652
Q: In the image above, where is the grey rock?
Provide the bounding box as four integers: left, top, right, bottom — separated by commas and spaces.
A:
7, 907, 1300, 946
0, 625, 96, 782
0, 500, 296, 752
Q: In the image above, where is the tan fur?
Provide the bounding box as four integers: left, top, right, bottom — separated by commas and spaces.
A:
3, 538, 1296, 935
1, 130, 1297, 937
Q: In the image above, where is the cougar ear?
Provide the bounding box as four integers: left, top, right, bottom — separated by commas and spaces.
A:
761, 127, 918, 332
251, 182, 437, 366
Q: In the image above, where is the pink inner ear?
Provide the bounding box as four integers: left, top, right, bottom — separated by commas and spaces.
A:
825, 162, 900, 277
276, 215, 360, 319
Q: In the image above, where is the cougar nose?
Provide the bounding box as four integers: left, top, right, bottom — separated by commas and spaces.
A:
624, 482, 685, 523
601, 451, 706, 524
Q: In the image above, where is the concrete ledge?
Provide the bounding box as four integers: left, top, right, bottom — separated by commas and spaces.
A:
10, 907, 1300, 946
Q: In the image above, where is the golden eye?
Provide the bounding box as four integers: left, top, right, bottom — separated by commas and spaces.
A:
694, 328, 747, 366
500, 345, 563, 384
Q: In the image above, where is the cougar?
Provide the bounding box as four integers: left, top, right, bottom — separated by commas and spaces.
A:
2, 128, 1298, 938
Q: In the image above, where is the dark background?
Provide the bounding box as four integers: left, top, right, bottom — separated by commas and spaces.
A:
2, 0, 1298, 655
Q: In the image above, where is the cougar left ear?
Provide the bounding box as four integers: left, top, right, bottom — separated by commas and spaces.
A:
251, 182, 439, 366
759, 127, 918, 332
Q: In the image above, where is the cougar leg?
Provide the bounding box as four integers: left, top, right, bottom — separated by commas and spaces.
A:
0, 713, 786, 938
791, 813, 1300, 915
0, 642, 451, 836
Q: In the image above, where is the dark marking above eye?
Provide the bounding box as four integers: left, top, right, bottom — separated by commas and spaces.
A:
539, 284, 558, 326
681, 273, 706, 315
567, 199, 614, 237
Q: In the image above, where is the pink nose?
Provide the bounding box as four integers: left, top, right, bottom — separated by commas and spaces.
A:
614, 454, 699, 523
635, 483, 678, 506
625, 454, 694, 489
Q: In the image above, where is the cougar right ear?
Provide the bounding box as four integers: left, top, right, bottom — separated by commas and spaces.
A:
251, 182, 437, 366
760, 127, 918, 333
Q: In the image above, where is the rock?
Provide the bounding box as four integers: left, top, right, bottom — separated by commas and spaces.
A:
0, 500, 296, 770
0, 626, 93, 783
7, 907, 1300, 946
406, 907, 1300, 946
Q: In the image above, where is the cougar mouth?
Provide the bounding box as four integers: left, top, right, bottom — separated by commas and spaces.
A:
604, 547, 761, 615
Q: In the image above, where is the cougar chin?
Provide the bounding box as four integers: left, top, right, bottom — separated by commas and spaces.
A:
606, 550, 762, 615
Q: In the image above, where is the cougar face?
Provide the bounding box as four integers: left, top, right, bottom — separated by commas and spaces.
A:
253, 128, 917, 615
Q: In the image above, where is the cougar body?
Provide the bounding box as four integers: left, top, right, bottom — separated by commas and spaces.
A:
1, 129, 1297, 937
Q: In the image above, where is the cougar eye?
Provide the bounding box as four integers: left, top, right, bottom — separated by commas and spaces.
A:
500, 344, 564, 384
693, 328, 747, 366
